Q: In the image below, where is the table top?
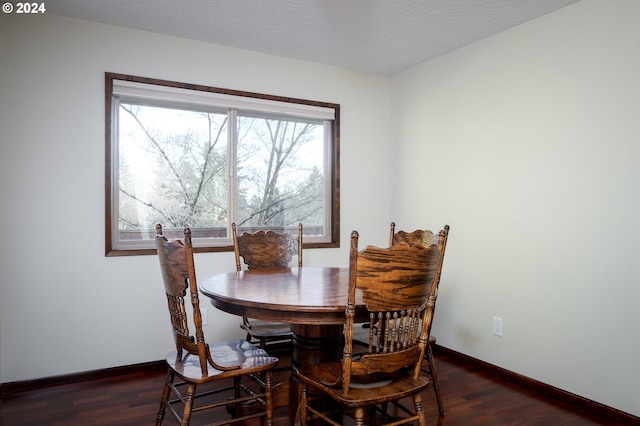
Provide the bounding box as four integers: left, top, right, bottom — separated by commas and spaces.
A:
200, 266, 367, 325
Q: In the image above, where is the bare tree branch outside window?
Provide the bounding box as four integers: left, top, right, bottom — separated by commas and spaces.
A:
119, 104, 229, 232
235, 115, 325, 228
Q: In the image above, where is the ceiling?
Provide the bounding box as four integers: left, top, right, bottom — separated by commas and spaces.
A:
45, 0, 581, 75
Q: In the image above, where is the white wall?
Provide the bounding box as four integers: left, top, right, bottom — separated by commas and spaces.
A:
2, 0, 638, 418
391, 0, 640, 417
0, 13, 390, 383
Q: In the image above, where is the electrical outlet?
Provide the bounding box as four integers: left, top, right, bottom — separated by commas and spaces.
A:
493, 316, 503, 337
201, 308, 208, 325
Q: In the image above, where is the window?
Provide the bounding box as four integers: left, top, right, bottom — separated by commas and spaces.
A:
105, 73, 340, 256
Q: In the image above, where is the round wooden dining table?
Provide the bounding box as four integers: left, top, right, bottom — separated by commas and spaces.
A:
200, 266, 367, 421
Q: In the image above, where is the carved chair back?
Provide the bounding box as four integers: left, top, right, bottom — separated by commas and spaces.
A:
390, 222, 450, 299
341, 231, 440, 395
232, 223, 303, 271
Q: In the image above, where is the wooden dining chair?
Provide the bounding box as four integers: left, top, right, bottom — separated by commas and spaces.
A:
390, 222, 450, 415
155, 225, 279, 426
232, 222, 303, 353
296, 230, 440, 426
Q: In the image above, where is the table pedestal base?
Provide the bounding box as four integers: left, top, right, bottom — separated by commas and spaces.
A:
288, 324, 343, 422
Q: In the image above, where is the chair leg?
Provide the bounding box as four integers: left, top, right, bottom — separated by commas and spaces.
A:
156, 370, 173, 425
265, 370, 273, 426
412, 393, 427, 426
354, 407, 365, 426
180, 383, 197, 426
296, 386, 308, 426
427, 345, 445, 415
225, 376, 241, 418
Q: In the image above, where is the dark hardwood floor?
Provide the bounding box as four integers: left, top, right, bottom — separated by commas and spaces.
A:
1, 347, 637, 425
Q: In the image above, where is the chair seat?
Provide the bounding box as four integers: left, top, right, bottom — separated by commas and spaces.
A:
241, 319, 293, 339
166, 339, 279, 383
296, 361, 430, 407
